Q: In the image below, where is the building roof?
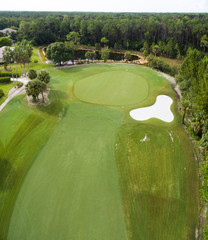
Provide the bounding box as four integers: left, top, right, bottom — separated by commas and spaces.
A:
0, 46, 15, 60
0, 28, 17, 33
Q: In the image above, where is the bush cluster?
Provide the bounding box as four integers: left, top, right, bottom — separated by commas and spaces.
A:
0, 77, 10, 83
0, 72, 19, 77
0, 89, 4, 98
0, 72, 12, 77
17, 82, 23, 88
147, 56, 178, 76
28, 69, 37, 80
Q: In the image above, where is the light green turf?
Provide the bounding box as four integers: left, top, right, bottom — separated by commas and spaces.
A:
0, 64, 199, 240
0, 82, 13, 105
7, 103, 128, 240
74, 70, 149, 105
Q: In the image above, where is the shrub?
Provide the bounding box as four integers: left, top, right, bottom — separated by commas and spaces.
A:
17, 82, 23, 88
124, 51, 131, 61
143, 50, 149, 57
28, 69, 37, 80
0, 77, 10, 83
0, 89, 4, 98
0, 72, 12, 77
37, 71, 50, 84
148, 56, 178, 76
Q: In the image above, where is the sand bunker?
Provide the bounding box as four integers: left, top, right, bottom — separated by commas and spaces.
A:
130, 95, 174, 123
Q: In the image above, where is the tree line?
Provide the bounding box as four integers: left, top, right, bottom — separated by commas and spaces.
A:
1, 12, 208, 58
176, 48, 208, 151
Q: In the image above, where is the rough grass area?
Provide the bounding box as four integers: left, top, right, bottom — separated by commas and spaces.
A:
156, 56, 183, 67
115, 123, 199, 240
0, 64, 199, 240
0, 82, 13, 105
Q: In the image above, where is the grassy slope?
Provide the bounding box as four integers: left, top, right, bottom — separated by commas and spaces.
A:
0, 82, 13, 105
0, 93, 63, 240
0, 64, 199, 240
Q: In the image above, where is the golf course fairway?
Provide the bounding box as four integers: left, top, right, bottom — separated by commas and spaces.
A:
0, 64, 199, 240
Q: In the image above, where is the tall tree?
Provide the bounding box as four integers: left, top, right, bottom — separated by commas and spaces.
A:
100, 47, 109, 63
17, 40, 33, 75
179, 98, 191, 124
0, 37, 12, 48
100, 37, 109, 47
46, 42, 70, 65
37, 71, 50, 84
26, 80, 43, 102
3, 46, 14, 78
200, 34, 208, 52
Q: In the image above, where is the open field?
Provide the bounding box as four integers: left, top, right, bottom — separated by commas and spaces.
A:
0, 64, 199, 240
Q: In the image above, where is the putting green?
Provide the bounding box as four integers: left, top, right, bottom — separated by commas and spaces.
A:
74, 70, 149, 105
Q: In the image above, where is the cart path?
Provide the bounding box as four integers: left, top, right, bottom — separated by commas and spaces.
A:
0, 77, 30, 112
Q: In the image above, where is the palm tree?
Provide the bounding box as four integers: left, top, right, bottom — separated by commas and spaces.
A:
40, 82, 47, 102
26, 80, 43, 102
13, 45, 21, 80
3, 46, 14, 78
17, 40, 33, 76
179, 98, 192, 124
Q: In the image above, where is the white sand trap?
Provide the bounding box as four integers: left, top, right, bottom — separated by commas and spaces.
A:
130, 95, 174, 123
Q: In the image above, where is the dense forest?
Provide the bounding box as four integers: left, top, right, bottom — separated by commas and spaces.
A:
1, 12, 208, 58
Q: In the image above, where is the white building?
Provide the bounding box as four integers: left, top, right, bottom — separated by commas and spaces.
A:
0, 28, 17, 34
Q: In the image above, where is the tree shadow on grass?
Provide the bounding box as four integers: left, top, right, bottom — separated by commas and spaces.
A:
0, 157, 17, 191
0, 141, 17, 191
37, 90, 68, 117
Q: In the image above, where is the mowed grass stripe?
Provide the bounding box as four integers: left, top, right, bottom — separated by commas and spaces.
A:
8, 103, 128, 240
0, 96, 61, 240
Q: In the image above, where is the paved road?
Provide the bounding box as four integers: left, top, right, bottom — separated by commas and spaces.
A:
0, 77, 30, 112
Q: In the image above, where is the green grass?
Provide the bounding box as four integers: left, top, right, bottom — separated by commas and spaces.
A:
7, 103, 128, 240
74, 69, 149, 105
0, 64, 199, 240
0, 82, 13, 105
115, 123, 199, 240
0, 47, 54, 76
29, 47, 54, 71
